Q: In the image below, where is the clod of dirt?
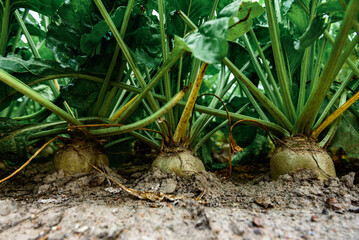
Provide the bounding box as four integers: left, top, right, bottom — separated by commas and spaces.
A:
132, 167, 231, 203
152, 148, 205, 177
340, 172, 355, 189
270, 136, 336, 180
53, 139, 109, 175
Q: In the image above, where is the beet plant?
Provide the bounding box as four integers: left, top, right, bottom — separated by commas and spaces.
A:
178, 0, 359, 179
0, 0, 190, 176
0, 0, 358, 182
0, 0, 254, 178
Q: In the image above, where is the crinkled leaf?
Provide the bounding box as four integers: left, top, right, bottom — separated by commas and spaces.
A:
60, 79, 100, 114
80, 7, 126, 56
47, 1, 161, 69
167, 0, 212, 24
282, 0, 309, 35
175, 18, 230, 64
166, 0, 212, 37
125, 19, 162, 68
330, 110, 359, 158
294, 15, 327, 51
46, 0, 96, 68
12, 0, 64, 17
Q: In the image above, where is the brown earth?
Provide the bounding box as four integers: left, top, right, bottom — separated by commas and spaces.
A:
0, 161, 358, 240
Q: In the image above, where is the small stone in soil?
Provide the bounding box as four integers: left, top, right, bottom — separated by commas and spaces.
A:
255, 197, 274, 208
252, 217, 264, 227
230, 222, 245, 236
253, 228, 263, 235
325, 198, 343, 210
311, 215, 320, 222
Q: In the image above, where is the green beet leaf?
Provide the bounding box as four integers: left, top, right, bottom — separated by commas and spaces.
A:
11, 0, 64, 17
316, 0, 348, 22
282, 0, 309, 35
294, 15, 327, 51
46, 0, 96, 68
0, 56, 76, 111
218, 0, 242, 18
0, 56, 76, 81
60, 79, 100, 114
226, 1, 265, 41
167, 0, 212, 24
80, 7, 126, 56
330, 110, 359, 159
175, 18, 230, 64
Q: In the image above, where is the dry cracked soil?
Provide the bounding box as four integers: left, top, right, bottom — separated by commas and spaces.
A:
0, 160, 359, 240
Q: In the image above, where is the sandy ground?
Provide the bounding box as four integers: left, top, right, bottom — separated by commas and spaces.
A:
0, 162, 358, 240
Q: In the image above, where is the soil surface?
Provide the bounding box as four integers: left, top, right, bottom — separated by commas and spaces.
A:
0, 161, 359, 240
